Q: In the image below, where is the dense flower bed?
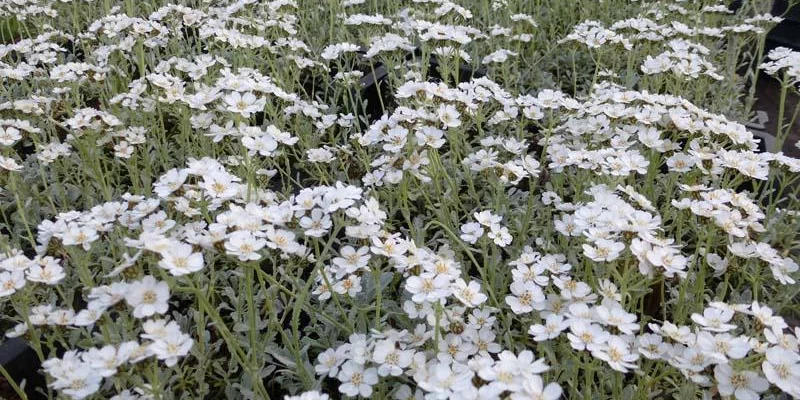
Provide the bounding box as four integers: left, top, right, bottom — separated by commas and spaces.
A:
0, 0, 799, 399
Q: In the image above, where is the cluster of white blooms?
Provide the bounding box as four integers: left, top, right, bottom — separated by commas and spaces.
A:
0, 251, 65, 295
20, 155, 394, 397
563, 10, 781, 83
460, 210, 512, 247
358, 77, 544, 187
4, 271, 174, 331
315, 323, 562, 399
342, 13, 393, 26
537, 82, 800, 181
481, 48, 518, 65
3, 240, 191, 399
462, 135, 541, 185
363, 32, 417, 59
42, 318, 191, 399
760, 47, 800, 87
62, 107, 123, 141
647, 302, 800, 398
559, 21, 633, 50
0, 119, 37, 146
641, 39, 723, 80
556, 184, 688, 276
320, 42, 361, 60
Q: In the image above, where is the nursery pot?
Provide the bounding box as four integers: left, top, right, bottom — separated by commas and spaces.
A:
357, 46, 487, 123
0, 338, 46, 400
768, 0, 800, 51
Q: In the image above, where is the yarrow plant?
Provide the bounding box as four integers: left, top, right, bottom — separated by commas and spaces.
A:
0, 0, 798, 399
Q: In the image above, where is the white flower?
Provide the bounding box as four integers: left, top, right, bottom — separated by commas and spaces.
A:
201, 171, 241, 199
0, 126, 22, 146
53, 363, 103, 400
505, 281, 545, 314
582, 239, 625, 262
595, 304, 639, 334
487, 225, 513, 247
87, 282, 128, 309
242, 133, 278, 157
393, 385, 424, 400
307, 147, 336, 163
593, 336, 639, 372
437, 104, 462, 128
474, 210, 502, 227
460, 222, 484, 244
5, 323, 27, 338
509, 375, 562, 400
61, 224, 99, 251
0, 155, 22, 171
84, 342, 138, 377
158, 242, 204, 276
529, 313, 569, 341
637, 333, 671, 360
452, 279, 488, 307
331, 246, 370, 278
554, 214, 583, 237
333, 275, 362, 297
466, 327, 502, 355
149, 331, 193, 367
266, 228, 301, 254
696, 332, 751, 362
223, 91, 265, 118
141, 319, 181, 342
154, 168, 189, 198
666, 153, 697, 172
421, 359, 475, 395
438, 333, 477, 363
0, 271, 25, 297
762, 346, 800, 397
415, 126, 446, 148
48, 308, 75, 325
322, 182, 363, 212
372, 339, 412, 376
406, 272, 451, 303
567, 320, 609, 352
714, 364, 769, 400
1, 254, 33, 272
315, 348, 346, 378
73, 303, 106, 326
25, 257, 66, 285
124, 275, 170, 319
706, 253, 729, 277
597, 279, 621, 302
299, 209, 332, 238
225, 230, 267, 261
749, 301, 786, 330
498, 350, 549, 378
481, 49, 518, 64
691, 307, 736, 332
337, 360, 378, 397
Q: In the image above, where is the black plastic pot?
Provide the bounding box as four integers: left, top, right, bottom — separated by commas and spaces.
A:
768, 0, 800, 51
413, 48, 487, 84
356, 46, 486, 123
0, 338, 46, 400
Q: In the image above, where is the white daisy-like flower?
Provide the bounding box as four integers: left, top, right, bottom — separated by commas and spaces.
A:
124, 275, 170, 319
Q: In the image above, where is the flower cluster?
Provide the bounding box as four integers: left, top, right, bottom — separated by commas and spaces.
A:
761, 47, 800, 87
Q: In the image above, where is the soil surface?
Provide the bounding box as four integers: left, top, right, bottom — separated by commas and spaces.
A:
0, 376, 22, 400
